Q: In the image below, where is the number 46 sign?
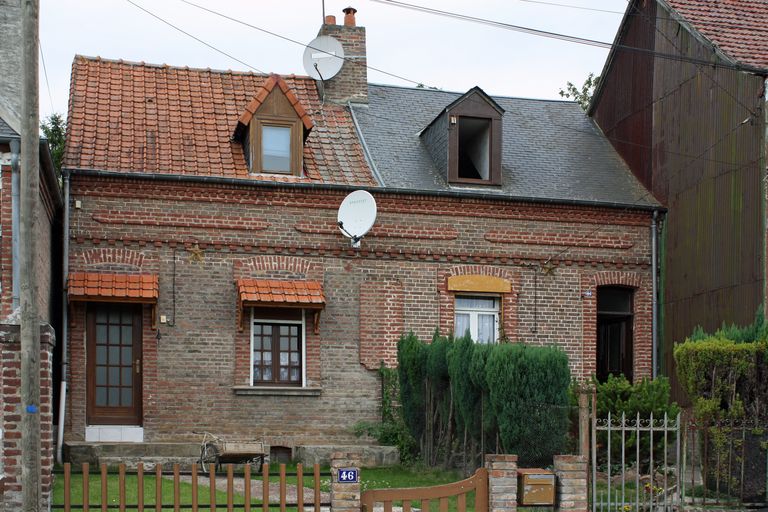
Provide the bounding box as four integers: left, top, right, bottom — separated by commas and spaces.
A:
337, 468, 359, 483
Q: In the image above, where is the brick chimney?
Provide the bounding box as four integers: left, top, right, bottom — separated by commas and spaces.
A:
316, 6, 367, 104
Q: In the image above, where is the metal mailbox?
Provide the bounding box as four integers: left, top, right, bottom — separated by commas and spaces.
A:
517, 468, 555, 506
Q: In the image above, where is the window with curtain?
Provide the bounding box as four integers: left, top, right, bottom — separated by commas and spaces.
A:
454, 295, 499, 343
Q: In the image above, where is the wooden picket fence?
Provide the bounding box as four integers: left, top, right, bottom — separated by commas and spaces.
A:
55, 462, 329, 511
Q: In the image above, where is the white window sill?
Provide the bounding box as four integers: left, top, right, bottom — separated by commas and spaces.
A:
232, 386, 321, 397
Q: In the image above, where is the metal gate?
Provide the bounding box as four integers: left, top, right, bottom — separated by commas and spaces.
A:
590, 412, 682, 511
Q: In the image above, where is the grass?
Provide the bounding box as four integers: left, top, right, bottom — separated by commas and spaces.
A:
52, 464, 469, 511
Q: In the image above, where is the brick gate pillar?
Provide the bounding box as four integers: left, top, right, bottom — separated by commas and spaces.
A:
484, 454, 517, 512
331, 451, 362, 512
553, 455, 588, 512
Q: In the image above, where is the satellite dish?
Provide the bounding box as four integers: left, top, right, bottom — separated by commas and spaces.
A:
303, 35, 345, 80
337, 190, 377, 249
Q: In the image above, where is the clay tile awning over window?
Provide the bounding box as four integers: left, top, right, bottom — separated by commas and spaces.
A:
236, 279, 325, 333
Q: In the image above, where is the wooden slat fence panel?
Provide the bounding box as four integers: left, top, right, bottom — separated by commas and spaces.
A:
363, 468, 488, 512
54, 462, 330, 511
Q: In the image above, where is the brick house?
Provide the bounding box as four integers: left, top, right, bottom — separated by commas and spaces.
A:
1, 2, 64, 506
61, 9, 661, 456
589, 0, 768, 396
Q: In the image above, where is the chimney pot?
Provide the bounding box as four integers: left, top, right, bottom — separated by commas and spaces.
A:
324, 15, 337, 25
343, 7, 357, 26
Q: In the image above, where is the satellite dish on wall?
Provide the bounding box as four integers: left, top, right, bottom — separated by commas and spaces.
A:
303, 35, 345, 80
337, 190, 377, 249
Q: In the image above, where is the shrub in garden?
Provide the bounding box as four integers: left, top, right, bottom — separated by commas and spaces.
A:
485, 343, 571, 466
594, 374, 679, 471
397, 332, 428, 447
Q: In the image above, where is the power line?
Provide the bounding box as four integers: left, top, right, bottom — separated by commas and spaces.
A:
179, 0, 432, 88
39, 40, 54, 114
124, 0, 265, 74
371, 0, 766, 73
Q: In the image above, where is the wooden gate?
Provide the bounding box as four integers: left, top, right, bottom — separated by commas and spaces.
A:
361, 467, 488, 512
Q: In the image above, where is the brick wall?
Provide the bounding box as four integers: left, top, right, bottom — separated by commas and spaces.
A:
64, 176, 653, 446
317, 16, 367, 104
0, 162, 59, 324
0, 323, 55, 511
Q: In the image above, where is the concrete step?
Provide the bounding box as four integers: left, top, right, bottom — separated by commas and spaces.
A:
65, 442, 200, 466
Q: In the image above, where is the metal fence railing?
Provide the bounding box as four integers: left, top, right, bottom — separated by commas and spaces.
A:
591, 412, 682, 512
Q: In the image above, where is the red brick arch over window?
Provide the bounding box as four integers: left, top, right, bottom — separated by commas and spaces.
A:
437, 265, 520, 341
579, 271, 652, 382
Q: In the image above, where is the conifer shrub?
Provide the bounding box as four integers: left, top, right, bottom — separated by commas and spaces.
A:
485, 343, 571, 466
397, 332, 428, 446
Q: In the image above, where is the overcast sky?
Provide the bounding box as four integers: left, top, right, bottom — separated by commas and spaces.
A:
38, 0, 629, 120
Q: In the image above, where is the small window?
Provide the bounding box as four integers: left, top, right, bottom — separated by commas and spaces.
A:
454, 295, 499, 343
251, 310, 304, 386
261, 125, 292, 173
458, 117, 491, 180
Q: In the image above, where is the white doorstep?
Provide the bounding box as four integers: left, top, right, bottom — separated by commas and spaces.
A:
85, 425, 144, 442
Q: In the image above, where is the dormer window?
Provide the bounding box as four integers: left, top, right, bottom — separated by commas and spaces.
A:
420, 86, 503, 186
457, 116, 491, 180
234, 74, 314, 177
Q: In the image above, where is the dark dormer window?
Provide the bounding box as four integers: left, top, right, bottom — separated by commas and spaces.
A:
457, 116, 491, 180
234, 74, 314, 177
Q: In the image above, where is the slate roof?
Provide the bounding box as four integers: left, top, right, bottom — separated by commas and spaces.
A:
64, 56, 376, 186
665, 0, 768, 70
351, 85, 657, 207
0, 115, 18, 140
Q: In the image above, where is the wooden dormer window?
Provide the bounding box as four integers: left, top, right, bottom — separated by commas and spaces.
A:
250, 116, 302, 175
235, 74, 314, 177
446, 88, 503, 186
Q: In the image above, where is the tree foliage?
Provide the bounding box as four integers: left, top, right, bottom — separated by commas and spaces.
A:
559, 72, 600, 111
40, 112, 65, 175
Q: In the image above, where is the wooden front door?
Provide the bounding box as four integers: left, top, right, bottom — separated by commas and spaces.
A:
87, 304, 143, 425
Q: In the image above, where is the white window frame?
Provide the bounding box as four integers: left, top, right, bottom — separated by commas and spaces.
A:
250, 309, 306, 387
454, 295, 500, 343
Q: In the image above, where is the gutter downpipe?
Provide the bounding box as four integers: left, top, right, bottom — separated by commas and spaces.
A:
651, 210, 659, 378
56, 170, 70, 464
10, 139, 20, 310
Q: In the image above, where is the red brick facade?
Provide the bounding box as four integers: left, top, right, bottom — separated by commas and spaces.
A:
0, 324, 55, 511
63, 175, 654, 447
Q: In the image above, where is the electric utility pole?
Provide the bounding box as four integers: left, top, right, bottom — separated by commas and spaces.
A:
20, 0, 42, 509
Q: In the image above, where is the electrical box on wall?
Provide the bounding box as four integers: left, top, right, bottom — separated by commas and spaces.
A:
517, 468, 555, 506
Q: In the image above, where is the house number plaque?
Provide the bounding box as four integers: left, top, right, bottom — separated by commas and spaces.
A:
337, 469, 358, 483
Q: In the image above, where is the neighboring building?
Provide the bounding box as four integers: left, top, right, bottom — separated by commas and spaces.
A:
589, 0, 768, 394
0, 3, 64, 508
61, 9, 661, 458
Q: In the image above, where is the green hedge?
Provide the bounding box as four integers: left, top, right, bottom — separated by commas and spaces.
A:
674, 336, 767, 419
395, 333, 571, 468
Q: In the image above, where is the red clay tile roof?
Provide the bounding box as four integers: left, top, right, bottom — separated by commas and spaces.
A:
666, 0, 768, 70
64, 56, 376, 186
236, 279, 325, 307
67, 272, 159, 302
237, 74, 313, 132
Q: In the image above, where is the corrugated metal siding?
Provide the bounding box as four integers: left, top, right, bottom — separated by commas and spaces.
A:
655, 3, 765, 404
592, 0, 656, 191
594, 0, 766, 405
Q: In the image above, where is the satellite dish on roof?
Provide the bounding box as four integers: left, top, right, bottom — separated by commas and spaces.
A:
337, 190, 377, 249
303, 35, 345, 80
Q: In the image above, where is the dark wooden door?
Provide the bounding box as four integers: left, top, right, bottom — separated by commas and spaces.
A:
597, 316, 633, 383
87, 304, 143, 425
